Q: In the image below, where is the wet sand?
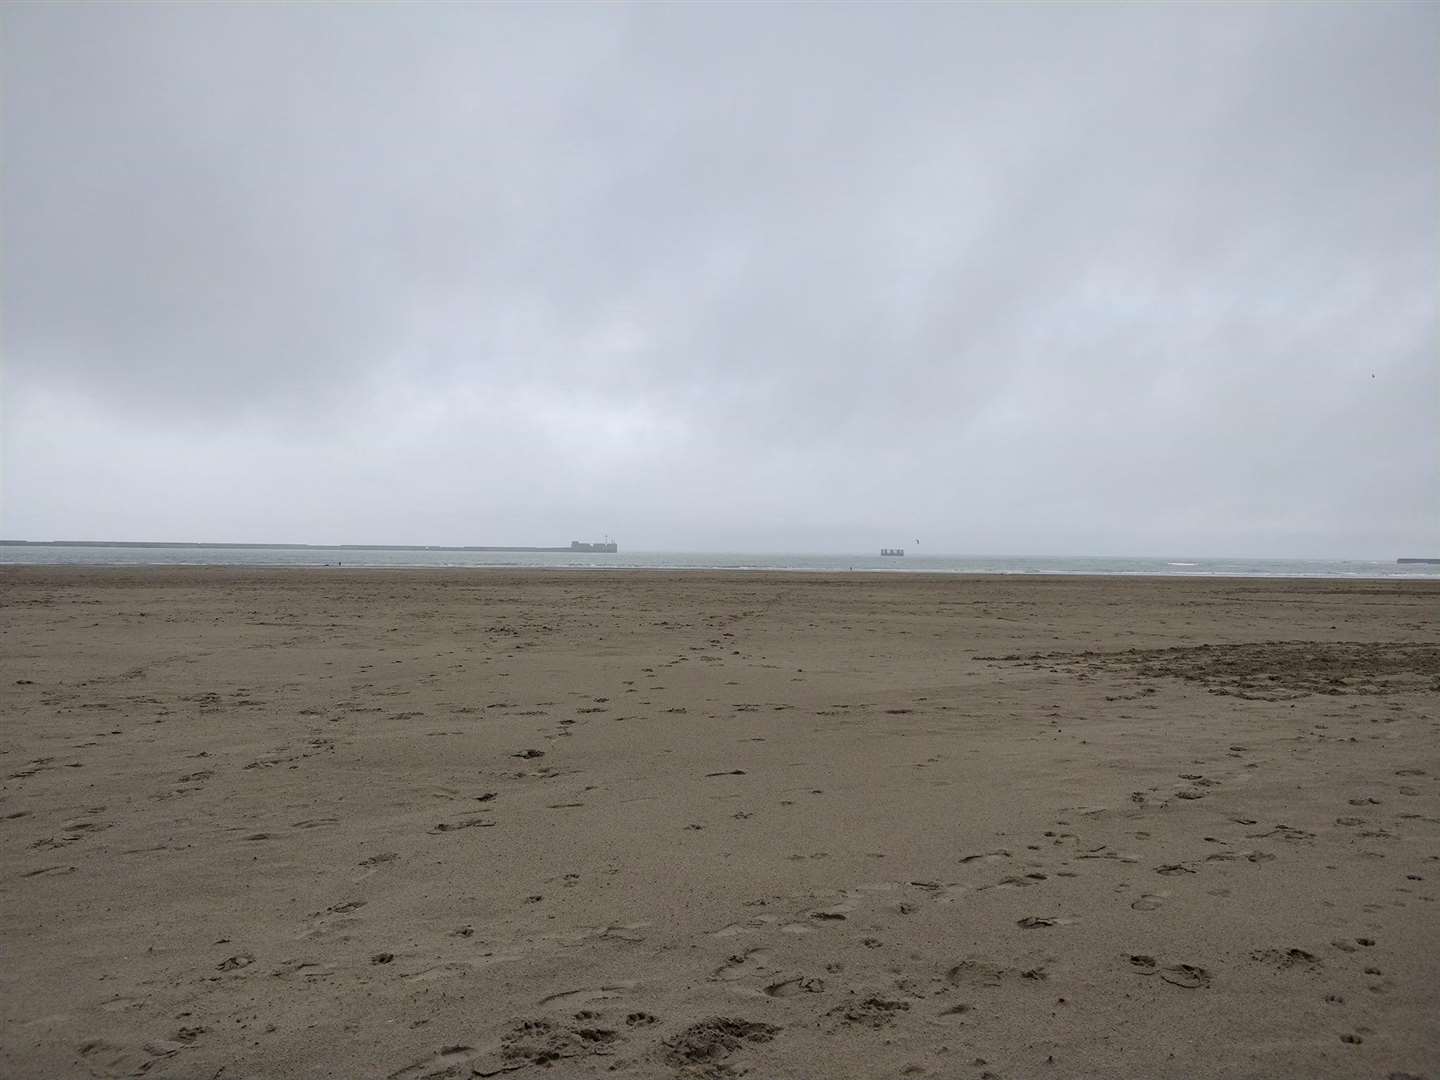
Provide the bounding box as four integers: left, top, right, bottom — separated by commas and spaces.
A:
1, 567, 1437, 1079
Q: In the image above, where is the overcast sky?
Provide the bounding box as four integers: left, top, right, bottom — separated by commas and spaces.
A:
3, 2, 1436, 557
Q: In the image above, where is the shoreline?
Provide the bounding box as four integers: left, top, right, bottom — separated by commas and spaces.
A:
4, 562, 1439, 583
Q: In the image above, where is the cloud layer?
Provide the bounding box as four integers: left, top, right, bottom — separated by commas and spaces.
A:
4, 2, 1436, 555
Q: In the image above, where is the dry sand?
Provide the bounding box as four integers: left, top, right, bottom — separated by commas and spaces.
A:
1, 567, 1438, 1080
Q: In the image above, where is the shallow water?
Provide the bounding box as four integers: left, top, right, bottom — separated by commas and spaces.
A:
2, 543, 1436, 579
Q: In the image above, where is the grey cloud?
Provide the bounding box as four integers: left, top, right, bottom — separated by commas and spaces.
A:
2, 1, 1436, 555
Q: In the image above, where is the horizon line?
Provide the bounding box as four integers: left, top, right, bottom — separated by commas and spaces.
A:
1, 539, 1432, 563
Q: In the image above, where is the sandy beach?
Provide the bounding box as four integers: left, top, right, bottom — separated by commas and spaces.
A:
1, 567, 1437, 1079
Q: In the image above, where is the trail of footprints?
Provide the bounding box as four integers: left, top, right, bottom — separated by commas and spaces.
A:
389, 1009, 773, 1079
682, 794, 1414, 1055
378, 832, 1398, 1080
20, 630, 1434, 1079
67, 759, 1427, 1076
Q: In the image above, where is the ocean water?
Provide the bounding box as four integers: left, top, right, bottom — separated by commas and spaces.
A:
2, 544, 1436, 580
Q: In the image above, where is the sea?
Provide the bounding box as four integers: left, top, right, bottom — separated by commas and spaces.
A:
2, 544, 1436, 580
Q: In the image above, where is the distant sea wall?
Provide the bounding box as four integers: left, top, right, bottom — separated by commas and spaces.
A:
0, 540, 616, 554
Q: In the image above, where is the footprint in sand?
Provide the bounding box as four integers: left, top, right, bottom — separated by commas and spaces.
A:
958, 849, 1012, 865
1017, 915, 1068, 928
825, 997, 910, 1029
428, 816, 496, 834
997, 875, 1042, 889
1250, 948, 1321, 969
387, 1044, 476, 1080
297, 899, 367, 940
945, 958, 1014, 989
358, 851, 398, 868
99, 996, 145, 1014
710, 915, 779, 939
216, 952, 255, 972
536, 983, 639, 1009
763, 975, 825, 997
904, 881, 961, 904
1129, 955, 1211, 988
76, 1039, 152, 1077
662, 1018, 780, 1068
711, 948, 772, 982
